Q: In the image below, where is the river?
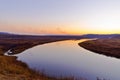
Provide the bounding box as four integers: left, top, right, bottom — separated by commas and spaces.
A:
16, 39, 120, 80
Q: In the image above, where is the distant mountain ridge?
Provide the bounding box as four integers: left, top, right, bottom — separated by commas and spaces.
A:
0, 32, 120, 39
82, 34, 120, 39
0, 32, 20, 38
0, 32, 12, 35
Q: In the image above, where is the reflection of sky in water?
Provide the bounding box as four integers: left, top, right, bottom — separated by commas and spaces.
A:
16, 40, 120, 80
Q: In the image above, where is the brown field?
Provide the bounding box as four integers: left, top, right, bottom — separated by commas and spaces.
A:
79, 38, 120, 58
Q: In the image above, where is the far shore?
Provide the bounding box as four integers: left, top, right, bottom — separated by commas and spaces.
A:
0, 36, 82, 55
79, 38, 120, 58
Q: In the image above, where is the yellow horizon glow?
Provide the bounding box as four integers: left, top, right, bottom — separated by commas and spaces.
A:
1, 22, 120, 35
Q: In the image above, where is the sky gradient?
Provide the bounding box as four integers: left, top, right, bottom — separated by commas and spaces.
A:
0, 0, 120, 35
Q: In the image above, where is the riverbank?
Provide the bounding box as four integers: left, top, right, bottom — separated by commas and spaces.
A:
0, 36, 80, 55
79, 38, 120, 58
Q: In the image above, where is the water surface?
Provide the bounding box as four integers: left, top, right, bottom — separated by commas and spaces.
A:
16, 40, 120, 80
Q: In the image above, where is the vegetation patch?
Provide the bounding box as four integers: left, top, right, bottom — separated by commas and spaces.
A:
79, 38, 120, 58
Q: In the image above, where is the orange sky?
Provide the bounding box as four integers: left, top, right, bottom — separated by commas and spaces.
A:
1, 22, 120, 35
0, 0, 120, 35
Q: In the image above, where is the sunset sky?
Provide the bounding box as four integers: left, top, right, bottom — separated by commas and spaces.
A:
0, 0, 120, 35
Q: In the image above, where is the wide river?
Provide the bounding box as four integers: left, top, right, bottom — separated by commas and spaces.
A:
16, 40, 120, 80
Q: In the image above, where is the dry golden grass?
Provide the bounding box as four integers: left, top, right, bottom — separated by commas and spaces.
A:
79, 38, 120, 58
0, 56, 38, 79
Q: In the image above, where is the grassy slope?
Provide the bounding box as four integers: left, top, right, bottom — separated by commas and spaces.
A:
79, 38, 120, 58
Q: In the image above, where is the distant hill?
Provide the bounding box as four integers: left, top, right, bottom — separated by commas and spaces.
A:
82, 34, 120, 39
0, 32, 13, 35
0, 32, 120, 39
112, 35, 120, 38
0, 32, 17, 38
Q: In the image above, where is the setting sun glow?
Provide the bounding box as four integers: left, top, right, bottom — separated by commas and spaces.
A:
0, 0, 120, 35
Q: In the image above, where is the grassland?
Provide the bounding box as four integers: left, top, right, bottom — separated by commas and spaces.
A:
79, 38, 120, 58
